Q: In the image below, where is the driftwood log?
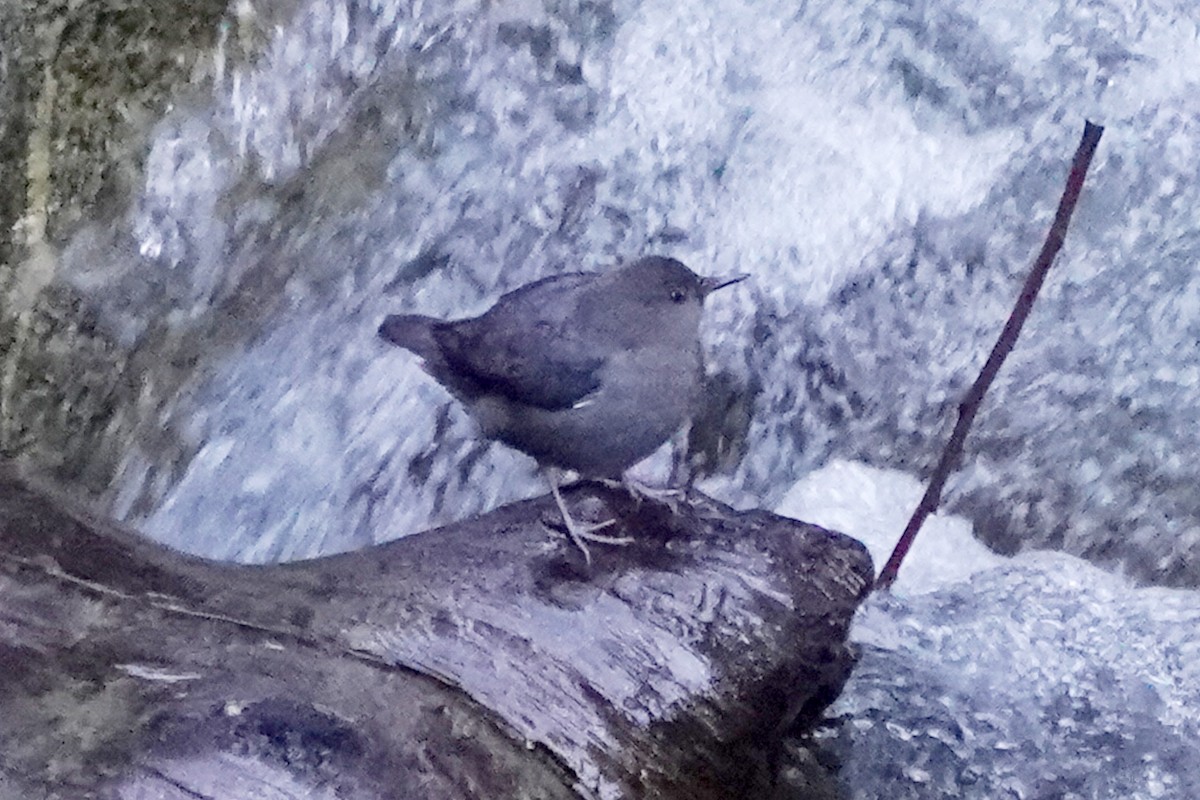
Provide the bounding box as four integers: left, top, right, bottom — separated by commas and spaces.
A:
0, 465, 872, 799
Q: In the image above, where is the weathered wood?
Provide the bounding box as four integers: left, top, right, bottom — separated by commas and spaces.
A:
0, 465, 873, 798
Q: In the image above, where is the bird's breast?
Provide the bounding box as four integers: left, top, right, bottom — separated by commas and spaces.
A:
462, 343, 703, 477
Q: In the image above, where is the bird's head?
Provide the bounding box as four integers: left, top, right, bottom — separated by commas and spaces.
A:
590, 255, 747, 346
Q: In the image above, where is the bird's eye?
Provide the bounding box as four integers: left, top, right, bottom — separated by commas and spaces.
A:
670, 288, 687, 303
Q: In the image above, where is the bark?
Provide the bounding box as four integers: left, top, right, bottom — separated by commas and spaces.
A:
0, 466, 873, 799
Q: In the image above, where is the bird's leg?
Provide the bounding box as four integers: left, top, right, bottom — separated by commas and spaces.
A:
543, 469, 633, 564
598, 426, 692, 512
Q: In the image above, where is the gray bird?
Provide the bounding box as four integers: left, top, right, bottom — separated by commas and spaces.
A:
378, 255, 746, 562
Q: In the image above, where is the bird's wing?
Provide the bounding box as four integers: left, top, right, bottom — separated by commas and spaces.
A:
431, 273, 604, 411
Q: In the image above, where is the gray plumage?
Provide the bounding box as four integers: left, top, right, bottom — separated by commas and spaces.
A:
379, 255, 746, 561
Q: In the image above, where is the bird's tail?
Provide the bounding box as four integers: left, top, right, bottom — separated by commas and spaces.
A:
378, 314, 441, 360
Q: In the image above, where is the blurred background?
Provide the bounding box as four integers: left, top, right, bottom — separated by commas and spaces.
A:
2, 0, 1198, 584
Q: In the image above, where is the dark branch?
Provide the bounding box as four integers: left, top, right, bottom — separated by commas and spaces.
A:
876, 120, 1105, 591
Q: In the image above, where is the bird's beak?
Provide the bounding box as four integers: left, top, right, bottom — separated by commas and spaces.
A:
700, 273, 750, 296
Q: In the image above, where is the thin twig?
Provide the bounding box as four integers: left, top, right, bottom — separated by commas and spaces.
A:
875, 120, 1105, 591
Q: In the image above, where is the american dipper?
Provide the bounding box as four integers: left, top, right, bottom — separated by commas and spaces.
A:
378, 255, 746, 563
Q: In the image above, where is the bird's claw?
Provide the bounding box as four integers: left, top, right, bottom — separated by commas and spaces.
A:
540, 516, 632, 565
600, 477, 688, 514
545, 477, 633, 565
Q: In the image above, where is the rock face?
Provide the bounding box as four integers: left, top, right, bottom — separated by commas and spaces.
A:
0, 466, 873, 799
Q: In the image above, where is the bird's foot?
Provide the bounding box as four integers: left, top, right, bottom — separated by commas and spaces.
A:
545, 479, 633, 565
541, 514, 634, 566
599, 477, 688, 514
